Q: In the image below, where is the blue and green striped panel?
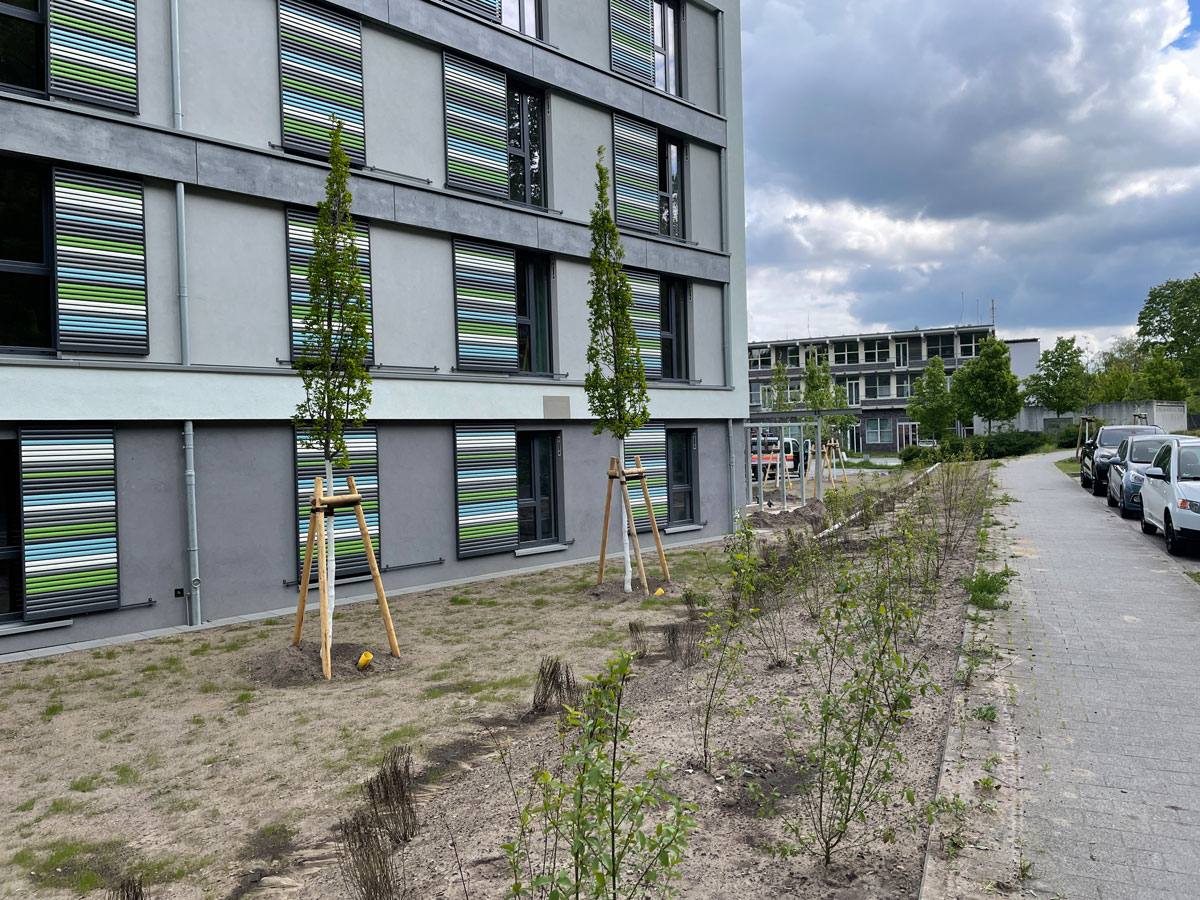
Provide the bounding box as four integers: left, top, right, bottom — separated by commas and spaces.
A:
625, 270, 662, 379
624, 423, 667, 531
454, 239, 518, 371
278, 0, 366, 164
20, 428, 120, 622
286, 208, 373, 362
53, 169, 148, 354
613, 114, 659, 231
48, 0, 138, 112
610, 0, 654, 82
448, 0, 501, 20
455, 424, 518, 558
295, 426, 379, 580
444, 53, 508, 197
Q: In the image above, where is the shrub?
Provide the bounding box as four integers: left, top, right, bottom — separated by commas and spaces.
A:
337, 813, 406, 900
362, 746, 419, 845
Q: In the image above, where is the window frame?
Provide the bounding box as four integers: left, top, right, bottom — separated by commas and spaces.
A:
515, 250, 553, 374
865, 417, 893, 445
864, 374, 891, 400
516, 429, 563, 547
783, 345, 801, 368
863, 338, 890, 364
837, 376, 861, 407
651, 0, 681, 96
894, 373, 911, 399
0, 154, 55, 354
833, 341, 859, 365
657, 134, 685, 240
959, 332, 985, 358
926, 334, 955, 360
748, 347, 770, 370
0, 0, 46, 97
500, 0, 541, 37
507, 79, 546, 208
0, 437, 22, 621
749, 382, 762, 406
666, 427, 698, 526
659, 277, 689, 381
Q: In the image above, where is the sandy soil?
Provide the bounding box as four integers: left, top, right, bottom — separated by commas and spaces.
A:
0, 468, 980, 900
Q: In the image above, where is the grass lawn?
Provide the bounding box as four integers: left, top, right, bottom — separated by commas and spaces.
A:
1053, 455, 1079, 477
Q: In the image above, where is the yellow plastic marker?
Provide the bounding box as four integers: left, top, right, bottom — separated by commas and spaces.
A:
357, 651, 373, 670
654, 587, 665, 596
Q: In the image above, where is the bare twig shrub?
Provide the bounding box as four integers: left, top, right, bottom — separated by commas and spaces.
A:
363, 745, 419, 845
627, 620, 648, 659
337, 812, 407, 900
105, 876, 144, 900
532, 655, 583, 714
682, 588, 702, 622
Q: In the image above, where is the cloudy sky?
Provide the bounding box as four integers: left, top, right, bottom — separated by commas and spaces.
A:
741, 0, 1200, 358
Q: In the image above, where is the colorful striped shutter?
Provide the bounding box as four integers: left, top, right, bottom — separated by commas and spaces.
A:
626, 271, 662, 378
286, 208, 373, 361
19, 429, 120, 622
53, 169, 148, 354
613, 115, 659, 231
444, 54, 509, 197
48, 0, 138, 112
448, 0, 501, 19
610, 0, 654, 82
454, 239, 518, 371
455, 424, 518, 558
278, 0, 366, 165
624, 424, 667, 531
295, 426, 379, 580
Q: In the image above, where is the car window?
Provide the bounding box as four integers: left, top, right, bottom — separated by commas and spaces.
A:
1116, 439, 1128, 461
1130, 438, 1168, 464
1098, 428, 1144, 447
1152, 443, 1172, 472
1180, 447, 1200, 480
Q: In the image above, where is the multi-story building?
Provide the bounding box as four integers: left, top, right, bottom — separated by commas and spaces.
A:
747, 326, 1038, 453
0, 0, 747, 653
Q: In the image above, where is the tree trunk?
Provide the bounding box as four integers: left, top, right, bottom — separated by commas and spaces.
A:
324, 457, 337, 639
618, 438, 632, 594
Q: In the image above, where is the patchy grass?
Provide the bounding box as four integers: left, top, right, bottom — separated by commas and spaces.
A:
962, 568, 1015, 610
1053, 456, 1078, 476
240, 822, 295, 862
69, 774, 102, 793
40, 702, 64, 722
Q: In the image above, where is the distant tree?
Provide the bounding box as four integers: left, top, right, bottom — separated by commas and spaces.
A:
1023, 336, 1090, 416
766, 359, 797, 413
801, 355, 856, 431
1090, 360, 1136, 403
950, 337, 1022, 434
906, 356, 956, 441
1136, 274, 1200, 378
1129, 346, 1188, 402
584, 148, 649, 594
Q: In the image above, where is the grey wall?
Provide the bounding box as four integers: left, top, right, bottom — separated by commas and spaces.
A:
549, 98, 614, 222
135, 0, 173, 129
692, 282, 725, 387
371, 226, 456, 369
687, 144, 722, 251
684, 3, 720, 113
545, 0, 612, 75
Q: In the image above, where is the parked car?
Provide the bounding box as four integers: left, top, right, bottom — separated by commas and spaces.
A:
749, 436, 809, 481
1080, 424, 1165, 495
1106, 434, 1175, 518
1139, 438, 1200, 555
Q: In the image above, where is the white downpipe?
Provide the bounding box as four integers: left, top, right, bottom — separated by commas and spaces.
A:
324, 458, 337, 635
618, 437, 632, 593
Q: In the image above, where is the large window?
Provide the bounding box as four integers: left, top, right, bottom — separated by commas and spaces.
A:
749, 382, 762, 406
508, 83, 545, 206
836, 376, 860, 407
833, 341, 859, 365
866, 418, 893, 445
501, 0, 540, 37
782, 345, 801, 368
0, 1, 45, 94
863, 338, 890, 363
960, 331, 986, 358
652, 0, 681, 95
516, 252, 552, 373
517, 431, 560, 546
0, 439, 20, 619
895, 373, 912, 399
660, 278, 688, 380
926, 334, 955, 360
667, 429, 697, 525
0, 156, 53, 351
864, 374, 891, 400
658, 136, 684, 239
748, 347, 770, 370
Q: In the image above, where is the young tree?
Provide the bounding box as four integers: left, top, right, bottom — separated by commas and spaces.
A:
905, 356, 956, 441
1129, 346, 1188, 402
293, 121, 373, 630
1136, 274, 1200, 378
1022, 336, 1090, 416
584, 148, 650, 594
950, 337, 1022, 433
1091, 360, 1136, 403
766, 359, 797, 412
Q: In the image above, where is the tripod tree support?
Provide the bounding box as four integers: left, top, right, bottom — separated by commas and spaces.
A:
596, 456, 669, 595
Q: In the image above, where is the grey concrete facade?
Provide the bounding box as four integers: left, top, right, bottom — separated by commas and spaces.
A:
0, 0, 748, 651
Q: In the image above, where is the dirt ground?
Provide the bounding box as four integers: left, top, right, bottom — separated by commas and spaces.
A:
0, 470, 978, 900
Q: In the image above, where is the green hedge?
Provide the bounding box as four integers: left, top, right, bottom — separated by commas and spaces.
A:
900, 430, 1048, 464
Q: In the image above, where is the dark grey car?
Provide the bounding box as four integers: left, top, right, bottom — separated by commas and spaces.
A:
1080, 424, 1165, 495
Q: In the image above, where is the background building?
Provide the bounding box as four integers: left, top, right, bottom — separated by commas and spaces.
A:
748, 326, 1039, 453
0, 0, 747, 652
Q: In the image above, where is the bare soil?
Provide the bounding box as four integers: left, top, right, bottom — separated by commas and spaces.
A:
0, 471, 980, 900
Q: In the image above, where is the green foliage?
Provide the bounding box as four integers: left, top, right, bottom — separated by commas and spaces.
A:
971, 705, 998, 723
951, 338, 1022, 433
765, 359, 797, 413
1091, 359, 1136, 402
1023, 336, 1089, 416
961, 567, 1014, 610
1130, 346, 1188, 401
584, 148, 649, 442
1136, 273, 1200, 378
503, 653, 696, 899
801, 355, 856, 428
906, 356, 957, 441
293, 119, 373, 468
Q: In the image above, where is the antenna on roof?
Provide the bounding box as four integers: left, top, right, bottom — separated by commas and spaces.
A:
991, 298, 997, 325
959, 292, 964, 325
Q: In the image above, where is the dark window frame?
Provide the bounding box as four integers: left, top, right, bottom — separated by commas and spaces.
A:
833, 341, 859, 365
863, 338, 890, 364
0, 437, 22, 621
651, 0, 681, 96
508, 80, 546, 208
657, 134, 685, 239
0, 0, 47, 97
0, 154, 55, 354
926, 334, 956, 360
515, 250, 553, 374
659, 277, 689, 381
501, 0, 541, 38
666, 428, 698, 526
516, 429, 563, 547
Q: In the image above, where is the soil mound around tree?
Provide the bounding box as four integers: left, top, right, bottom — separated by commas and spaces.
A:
585, 573, 679, 602
746, 499, 827, 533
246, 640, 401, 688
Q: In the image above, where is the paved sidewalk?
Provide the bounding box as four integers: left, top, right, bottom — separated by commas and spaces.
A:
994, 455, 1200, 900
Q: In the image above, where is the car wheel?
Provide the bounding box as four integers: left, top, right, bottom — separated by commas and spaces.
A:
1092, 472, 1106, 496
1107, 485, 1118, 507
1142, 517, 1159, 535
1118, 492, 1133, 519
1166, 515, 1186, 556
1080, 464, 1091, 488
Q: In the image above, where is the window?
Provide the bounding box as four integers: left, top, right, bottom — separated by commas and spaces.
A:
1153, 444, 1172, 479
808, 344, 828, 364
667, 429, 697, 525
658, 136, 684, 239
508, 83, 545, 206
789, 380, 803, 403
864, 374, 891, 400
783, 345, 801, 368
610, 0, 655, 82
960, 331, 986, 358
517, 431, 560, 545
749, 382, 762, 406
926, 334, 955, 360
660, 278, 688, 379
0, 440, 20, 619
837, 376, 861, 407
0, 156, 53, 350
865, 418, 893, 445
0, 0, 45, 93
445, 54, 511, 198
748, 347, 770, 370
652, 0, 681, 95
501, 0, 540, 37
895, 373, 911, 399
833, 341, 859, 365
863, 338, 890, 363
516, 252, 552, 373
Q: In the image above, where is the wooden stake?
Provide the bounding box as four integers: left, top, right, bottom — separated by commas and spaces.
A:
293, 509, 319, 645
633, 455, 670, 581
597, 456, 617, 584
619, 472, 649, 596
315, 477, 331, 681
347, 476, 400, 658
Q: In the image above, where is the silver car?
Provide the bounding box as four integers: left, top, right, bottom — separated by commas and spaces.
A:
1106, 434, 1177, 517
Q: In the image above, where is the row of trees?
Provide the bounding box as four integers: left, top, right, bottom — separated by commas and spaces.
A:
905, 338, 1022, 439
